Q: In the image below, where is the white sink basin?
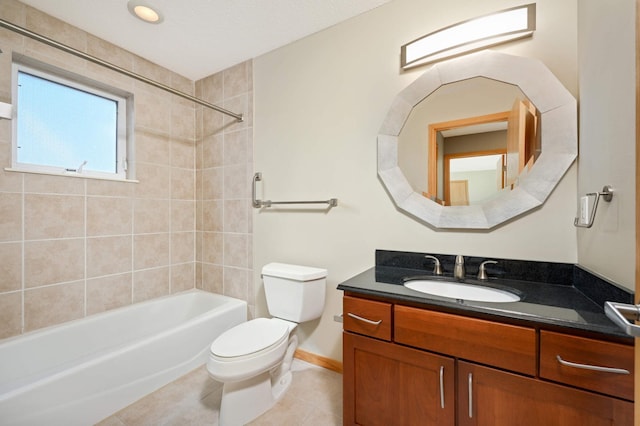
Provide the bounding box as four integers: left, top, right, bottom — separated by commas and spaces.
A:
404, 280, 520, 303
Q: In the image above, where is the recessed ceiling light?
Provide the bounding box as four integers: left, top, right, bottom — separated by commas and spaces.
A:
127, 1, 164, 24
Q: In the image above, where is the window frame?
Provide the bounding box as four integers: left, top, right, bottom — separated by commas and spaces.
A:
11, 55, 134, 181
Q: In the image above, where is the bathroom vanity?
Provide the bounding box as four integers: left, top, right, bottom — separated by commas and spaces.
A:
338, 251, 634, 425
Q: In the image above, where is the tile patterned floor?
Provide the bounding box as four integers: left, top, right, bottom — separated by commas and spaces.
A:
97, 359, 343, 425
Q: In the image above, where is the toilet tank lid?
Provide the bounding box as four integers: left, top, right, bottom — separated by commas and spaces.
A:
262, 263, 327, 281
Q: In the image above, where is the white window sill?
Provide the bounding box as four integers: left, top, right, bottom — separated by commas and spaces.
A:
4, 168, 139, 183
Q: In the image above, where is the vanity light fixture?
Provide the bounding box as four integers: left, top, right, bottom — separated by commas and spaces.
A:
401, 3, 535, 70
127, 0, 164, 24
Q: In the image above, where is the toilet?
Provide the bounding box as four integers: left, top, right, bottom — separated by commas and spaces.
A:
207, 262, 327, 425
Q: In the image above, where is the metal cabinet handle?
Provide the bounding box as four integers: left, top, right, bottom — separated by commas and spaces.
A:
556, 355, 630, 375
468, 373, 473, 418
439, 366, 445, 409
347, 312, 382, 325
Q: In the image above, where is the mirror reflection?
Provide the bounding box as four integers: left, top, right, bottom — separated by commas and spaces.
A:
398, 77, 540, 206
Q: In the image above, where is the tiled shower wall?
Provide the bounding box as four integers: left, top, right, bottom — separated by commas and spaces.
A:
0, 0, 254, 340
195, 63, 255, 318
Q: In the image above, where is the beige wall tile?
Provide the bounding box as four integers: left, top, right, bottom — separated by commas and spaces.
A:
202, 133, 223, 169
87, 196, 133, 237
201, 263, 223, 294
0, 291, 22, 339
171, 263, 195, 294
224, 233, 248, 268
134, 233, 170, 270
87, 179, 135, 198
136, 130, 171, 166
0, 192, 22, 242
195, 261, 203, 289
202, 168, 223, 200
0, 242, 21, 293
223, 164, 248, 199
134, 198, 170, 234
200, 73, 223, 103
195, 199, 203, 232
222, 95, 250, 131
202, 107, 225, 137
134, 57, 172, 88
134, 163, 171, 199
24, 239, 84, 288
0, 0, 24, 26
86, 34, 134, 72
172, 232, 195, 264
202, 232, 223, 265
223, 267, 248, 300
171, 138, 195, 169
0, 150, 23, 193
23, 38, 86, 74
171, 200, 195, 232
202, 200, 222, 232
224, 200, 248, 233
171, 168, 195, 200
135, 91, 171, 134
24, 281, 84, 332
223, 61, 250, 99
87, 235, 132, 278
171, 105, 196, 141
195, 231, 203, 262
25, 194, 84, 240
24, 174, 85, 195
25, 7, 86, 51
87, 273, 132, 315
224, 129, 249, 166
133, 267, 170, 303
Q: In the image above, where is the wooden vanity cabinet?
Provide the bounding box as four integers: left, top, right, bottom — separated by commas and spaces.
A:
343, 294, 633, 426
458, 361, 633, 426
344, 332, 455, 426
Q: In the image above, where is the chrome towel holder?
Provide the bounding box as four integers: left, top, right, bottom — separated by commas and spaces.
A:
573, 185, 613, 228
252, 172, 338, 209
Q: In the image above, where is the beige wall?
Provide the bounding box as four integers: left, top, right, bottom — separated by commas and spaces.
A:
0, 0, 254, 340
577, 0, 636, 290
253, 0, 581, 361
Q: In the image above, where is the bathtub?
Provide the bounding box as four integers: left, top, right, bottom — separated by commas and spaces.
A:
0, 289, 247, 426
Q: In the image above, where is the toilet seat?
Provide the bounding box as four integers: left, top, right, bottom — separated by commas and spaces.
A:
210, 318, 289, 360
207, 318, 293, 382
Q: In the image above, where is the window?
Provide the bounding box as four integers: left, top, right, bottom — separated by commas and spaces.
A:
11, 56, 133, 180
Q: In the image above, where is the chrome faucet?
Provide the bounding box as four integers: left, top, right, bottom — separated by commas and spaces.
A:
424, 255, 443, 275
477, 260, 498, 280
453, 255, 465, 280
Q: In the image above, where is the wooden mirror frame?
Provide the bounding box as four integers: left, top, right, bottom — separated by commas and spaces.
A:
377, 51, 577, 229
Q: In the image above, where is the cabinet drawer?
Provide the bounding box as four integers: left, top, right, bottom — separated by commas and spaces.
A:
540, 330, 634, 401
395, 305, 536, 375
343, 296, 392, 341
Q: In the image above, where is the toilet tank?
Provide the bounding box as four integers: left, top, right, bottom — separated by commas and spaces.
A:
262, 263, 327, 322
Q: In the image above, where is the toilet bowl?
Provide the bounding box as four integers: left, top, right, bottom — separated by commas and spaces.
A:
207, 263, 327, 425
207, 317, 293, 382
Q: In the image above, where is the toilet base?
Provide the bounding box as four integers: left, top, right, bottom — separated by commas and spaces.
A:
219, 371, 274, 425
217, 335, 298, 425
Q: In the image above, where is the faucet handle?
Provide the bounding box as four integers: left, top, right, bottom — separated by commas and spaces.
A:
424, 255, 443, 275
477, 260, 498, 280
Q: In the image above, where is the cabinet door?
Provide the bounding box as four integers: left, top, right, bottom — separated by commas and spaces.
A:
457, 361, 633, 426
343, 332, 455, 426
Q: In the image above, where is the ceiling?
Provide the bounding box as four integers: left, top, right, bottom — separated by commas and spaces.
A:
19, 0, 392, 81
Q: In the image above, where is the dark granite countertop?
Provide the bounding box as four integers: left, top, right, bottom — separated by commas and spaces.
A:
337, 250, 635, 341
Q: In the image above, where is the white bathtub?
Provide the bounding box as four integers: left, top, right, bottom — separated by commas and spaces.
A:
0, 289, 247, 426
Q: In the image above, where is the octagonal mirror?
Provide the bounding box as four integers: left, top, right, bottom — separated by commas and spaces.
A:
378, 51, 577, 229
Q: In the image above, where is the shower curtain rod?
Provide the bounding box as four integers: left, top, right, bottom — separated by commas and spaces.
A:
0, 18, 244, 122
